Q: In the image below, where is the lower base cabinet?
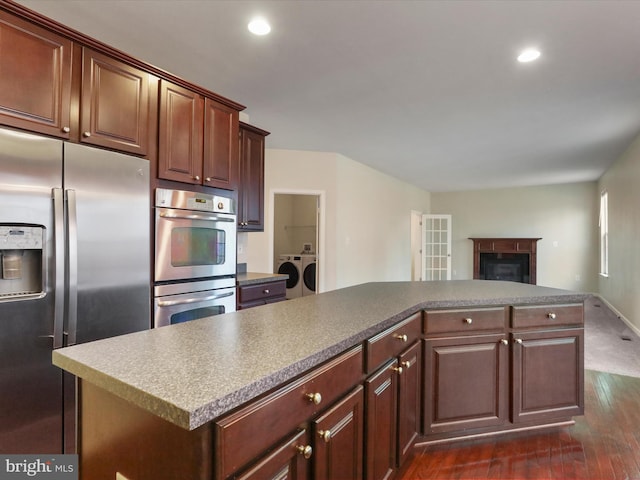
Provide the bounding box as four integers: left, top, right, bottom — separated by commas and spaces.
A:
313, 386, 364, 480
423, 333, 508, 434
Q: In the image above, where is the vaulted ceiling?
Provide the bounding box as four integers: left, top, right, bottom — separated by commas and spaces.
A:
16, 0, 640, 192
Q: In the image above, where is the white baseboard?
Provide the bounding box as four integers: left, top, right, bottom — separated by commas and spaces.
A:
594, 294, 640, 338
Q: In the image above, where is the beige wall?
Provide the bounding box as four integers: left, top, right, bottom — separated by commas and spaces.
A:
598, 133, 640, 332
238, 149, 431, 292
431, 182, 599, 292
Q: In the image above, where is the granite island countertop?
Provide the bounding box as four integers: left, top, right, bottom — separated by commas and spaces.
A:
52, 280, 589, 431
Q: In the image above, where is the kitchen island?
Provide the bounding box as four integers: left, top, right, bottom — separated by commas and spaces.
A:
53, 280, 589, 480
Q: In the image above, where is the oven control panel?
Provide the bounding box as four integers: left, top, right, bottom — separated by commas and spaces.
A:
156, 188, 235, 214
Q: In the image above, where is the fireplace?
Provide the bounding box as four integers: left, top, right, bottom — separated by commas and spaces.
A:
469, 238, 541, 284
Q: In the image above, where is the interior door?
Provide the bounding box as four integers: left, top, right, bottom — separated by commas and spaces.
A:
422, 214, 452, 281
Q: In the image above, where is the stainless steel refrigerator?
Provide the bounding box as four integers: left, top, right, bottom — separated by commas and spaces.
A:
0, 127, 150, 454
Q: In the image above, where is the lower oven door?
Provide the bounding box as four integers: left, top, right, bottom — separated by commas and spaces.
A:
154, 280, 236, 328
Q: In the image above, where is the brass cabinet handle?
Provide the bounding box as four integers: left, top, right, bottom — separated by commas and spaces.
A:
401, 360, 412, 369
318, 430, 331, 443
82, 131, 91, 138
463, 318, 473, 324
391, 366, 403, 374
515, 338, 523, 344
62, 126, 70, 133
205, 177, 211, 182
264, 289, 270, 294
395, 334, 408, 342
194, 175, 201, 181
547, 313, 557, 319
306, 392, 322, 405
500, 339, 508, 345
297, 445, 313, 459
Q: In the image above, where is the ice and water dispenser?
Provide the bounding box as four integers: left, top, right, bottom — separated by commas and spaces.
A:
0, 225, 44, 299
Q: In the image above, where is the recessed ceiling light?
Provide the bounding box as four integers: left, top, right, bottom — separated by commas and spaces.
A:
517, 49, 541, 63
248, 17, 271, 36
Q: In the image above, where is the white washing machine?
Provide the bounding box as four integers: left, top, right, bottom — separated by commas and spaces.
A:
301, 255, 316, 296
277, 254, 302, 299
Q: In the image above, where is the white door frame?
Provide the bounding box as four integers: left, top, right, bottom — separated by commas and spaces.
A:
268, 189, 326, 293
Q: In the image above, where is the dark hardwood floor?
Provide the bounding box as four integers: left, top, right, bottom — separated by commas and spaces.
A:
401, 369, 640, 479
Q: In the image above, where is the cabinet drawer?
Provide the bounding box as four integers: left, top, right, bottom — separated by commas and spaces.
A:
214, 346, 363, 480
366, 312, 421, 373
511, 304, 583, 329
424, 307, 507, 335
238, 280, 286, 303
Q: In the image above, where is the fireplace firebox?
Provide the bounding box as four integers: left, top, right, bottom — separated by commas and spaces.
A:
469, 238, 541, 284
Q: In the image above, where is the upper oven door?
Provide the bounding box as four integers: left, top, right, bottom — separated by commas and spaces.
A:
155, 207, 237, 282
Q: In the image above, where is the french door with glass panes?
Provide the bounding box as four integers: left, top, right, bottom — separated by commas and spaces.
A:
422, 214, 452, 281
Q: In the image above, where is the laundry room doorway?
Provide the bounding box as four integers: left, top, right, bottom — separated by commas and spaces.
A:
273, 193, 321, 298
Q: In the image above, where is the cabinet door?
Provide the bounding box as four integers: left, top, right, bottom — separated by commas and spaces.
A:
511, 328, 584, 423
238, 126, 265, 231
365, 360, 398, 480
397, 341, 421, 467
80, 48, 151, 155
0, 11, 72, 138
203, 98, 239, 190
313, 386, 363, 480
158, 81, 204, 184
423, 334, 508, 434
235, 429, 310, 480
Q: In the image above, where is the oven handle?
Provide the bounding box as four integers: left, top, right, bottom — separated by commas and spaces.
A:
157, 290, 235, 307
159, 211, 235, 222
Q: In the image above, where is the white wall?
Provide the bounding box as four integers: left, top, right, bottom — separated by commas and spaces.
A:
431, 182, 599, 292
598, 133, 640, 332
239, 149, 431, 292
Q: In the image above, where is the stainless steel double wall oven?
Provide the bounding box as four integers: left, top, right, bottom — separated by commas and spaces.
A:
154, 188, 237, 327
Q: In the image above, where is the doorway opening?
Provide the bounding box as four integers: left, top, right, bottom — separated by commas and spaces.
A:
273, 193, 321, 298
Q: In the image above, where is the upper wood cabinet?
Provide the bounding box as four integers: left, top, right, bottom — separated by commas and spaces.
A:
158, 81, 204, 183
0, 11, 156, 155
80, 48, 152, 155
0, 10, 72, 138
238, 122, 269, 231
204, 99, 239, 190
158, 81, 240, 189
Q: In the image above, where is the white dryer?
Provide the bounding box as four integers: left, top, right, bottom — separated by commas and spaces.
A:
301, 255, 316, 296
277, 254, 302, 299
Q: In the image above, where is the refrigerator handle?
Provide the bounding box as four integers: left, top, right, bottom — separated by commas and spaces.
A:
52, 188, 66, 349
65, 189, 78, 346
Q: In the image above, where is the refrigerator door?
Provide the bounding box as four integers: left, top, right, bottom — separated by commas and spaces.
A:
63, 142, 150, 343
0, 128, 64, 453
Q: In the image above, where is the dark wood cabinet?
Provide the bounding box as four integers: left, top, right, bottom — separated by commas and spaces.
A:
423, 304, 584, 442
234, 429, 311, 480
158, 81, 240, 189
238, 122, 269, 231
397, 341, 421, 466
237, 279, 287, 310
0, 10, 72, 138
204, 98, 239, 190
423, 333, 509, 434
80, 48, 152, 155
312, 386, 364, 480
158, 80, 204, 184
365, 359, 398, 480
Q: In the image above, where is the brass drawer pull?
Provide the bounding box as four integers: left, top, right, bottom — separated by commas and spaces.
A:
500, 339, 508, 345
263, 289, 270, 294
547, 312, 557, 319
463, 318, 473, 324
297, 445, 313, 459
391, 366, 403, 374
306, 392, 322, 405
515, 338, 523, 344
401, 360, 412, 369
395, 334, 408, 342
318, 430, 331, 443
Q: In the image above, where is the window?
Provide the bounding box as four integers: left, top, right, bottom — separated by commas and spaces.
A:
599, 190, 608, 276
